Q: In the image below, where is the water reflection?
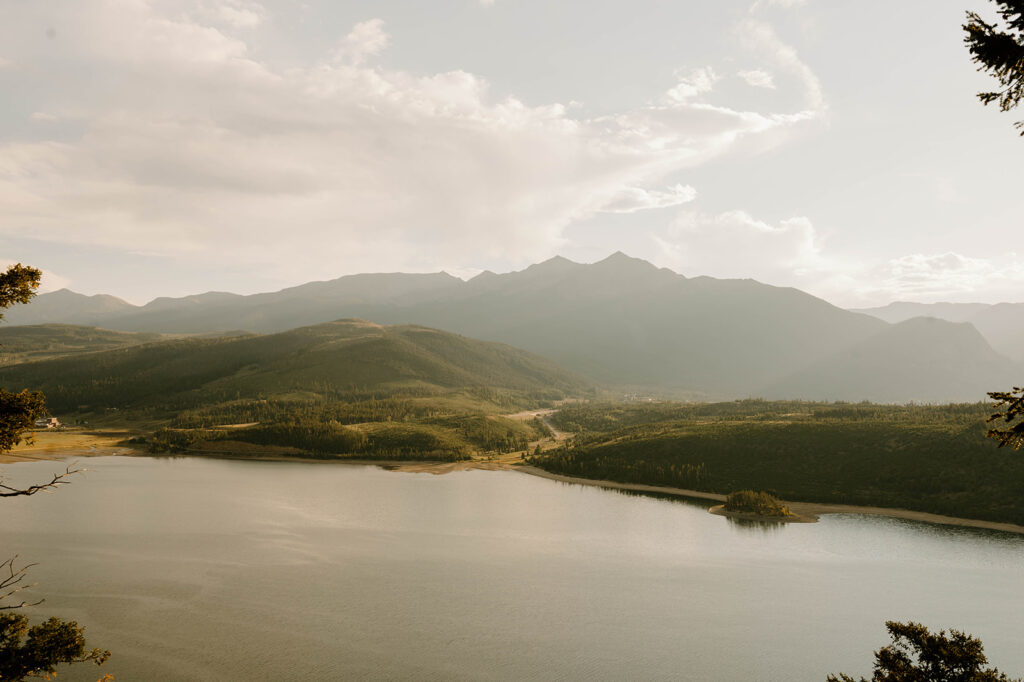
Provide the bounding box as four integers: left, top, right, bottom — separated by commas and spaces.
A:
605, 486, 715, 509
722, 515, 787, 534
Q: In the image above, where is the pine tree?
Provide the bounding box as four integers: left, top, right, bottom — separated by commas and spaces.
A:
965, 0, 1024, 133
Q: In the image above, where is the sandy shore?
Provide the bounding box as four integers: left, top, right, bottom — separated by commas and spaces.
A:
0, 430, 140, 464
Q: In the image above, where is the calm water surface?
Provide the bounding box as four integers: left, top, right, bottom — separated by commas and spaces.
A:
1, 456, 1022, 681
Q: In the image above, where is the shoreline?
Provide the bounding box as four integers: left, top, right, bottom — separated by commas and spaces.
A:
512, 465, 1024, 536
6, 443, 1024, 536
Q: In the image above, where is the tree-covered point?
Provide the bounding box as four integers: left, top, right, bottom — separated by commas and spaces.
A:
723, 490, 791, 517
529, 400, 1024, 526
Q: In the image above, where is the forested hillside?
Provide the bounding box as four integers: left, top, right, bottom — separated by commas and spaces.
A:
527, 401, 1024, 525
0, 319, 590, 460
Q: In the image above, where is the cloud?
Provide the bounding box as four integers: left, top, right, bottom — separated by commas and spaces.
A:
656, 210, 823, 281
30, 112, 59, 122
750, 0, 809, 11
738, 69, 775, 89
737, 19, 824, 111
654, 207, 1024, 306
866, 252, 1024, 301
331, 18, 390, 65
666, 67, 718, 102
600, 184, 697, 214
192, 0, 267, 29
0, 1, 824, 285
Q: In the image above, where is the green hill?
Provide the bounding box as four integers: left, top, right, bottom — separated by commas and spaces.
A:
0, 319, 590, 414
0, 319, 591, 460
0, 324, 171, 366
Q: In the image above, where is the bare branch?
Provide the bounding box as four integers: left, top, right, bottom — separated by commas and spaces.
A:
0, 555, 44, 610
0, 464, 82, 498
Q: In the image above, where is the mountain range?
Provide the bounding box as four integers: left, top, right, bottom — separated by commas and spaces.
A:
2, 253, 1017, 402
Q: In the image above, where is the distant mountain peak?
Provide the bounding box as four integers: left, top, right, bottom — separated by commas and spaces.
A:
45, 288, 130, 304
593, 251, 653, 268
514, 256, 583, 281
528, 255, 579, 270
587, 252, 680, 283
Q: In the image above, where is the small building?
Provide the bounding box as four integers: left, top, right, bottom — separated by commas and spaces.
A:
34, 417, 61, 429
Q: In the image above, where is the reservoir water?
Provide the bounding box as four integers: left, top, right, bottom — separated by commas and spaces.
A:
1, 456, 1022, 681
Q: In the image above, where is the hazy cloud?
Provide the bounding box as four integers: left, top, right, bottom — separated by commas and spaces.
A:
666, 67, 719, 102
654, 205, 1024, 307
600, 184, 697, 214
737, 19, 824, 111
750, 0, 809, 11
867, 252, 1024, 301
656, 210, 822, 281
331, 18, 391, 65
197, 0, 267, 29
738, 69, 775, 89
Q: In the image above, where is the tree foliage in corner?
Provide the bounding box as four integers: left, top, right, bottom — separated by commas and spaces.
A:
987, 387, 1024, 449
0, 614, 110, 681
964, 0, 1024, 133
0, 265, 46, 454
964, 4, 1024, 449
0, 263, 111, 680
828, 620, 1019, 682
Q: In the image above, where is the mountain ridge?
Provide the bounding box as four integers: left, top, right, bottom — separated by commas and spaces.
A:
3, 255, 1016, 401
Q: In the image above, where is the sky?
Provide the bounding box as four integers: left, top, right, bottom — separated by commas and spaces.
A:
0, 0, 1022, 307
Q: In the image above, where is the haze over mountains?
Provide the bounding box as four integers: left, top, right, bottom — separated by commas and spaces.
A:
4, 253, 1018, 402
852, 302, 1024, 364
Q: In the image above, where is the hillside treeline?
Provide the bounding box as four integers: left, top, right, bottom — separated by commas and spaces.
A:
529, 401, 1024, 526
149, 413, 550, 460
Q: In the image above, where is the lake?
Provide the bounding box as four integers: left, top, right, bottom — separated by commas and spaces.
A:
2, 456, 1022, 681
